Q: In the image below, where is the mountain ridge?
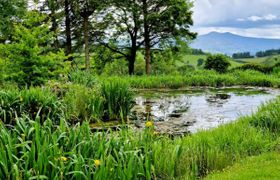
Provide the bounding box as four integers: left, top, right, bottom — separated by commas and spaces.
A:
191, 32, 280, 55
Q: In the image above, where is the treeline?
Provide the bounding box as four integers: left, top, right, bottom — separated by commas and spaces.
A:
256, 49, 280, 57
0, 0, 196, 77
232, 48, 280, 59
232, 52, 254, 59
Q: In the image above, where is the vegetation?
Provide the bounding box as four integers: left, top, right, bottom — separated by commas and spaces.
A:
98, 70, 279, 89
204, 54, 231, 73
205, 152, 280, 180
0, 93, 279, 179
232, 52, 254, 59
0, 0, 280, 179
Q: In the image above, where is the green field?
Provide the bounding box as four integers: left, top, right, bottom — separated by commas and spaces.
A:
206, 152, 280, 180
235, 55, 280, 67
179, 55, 243, 69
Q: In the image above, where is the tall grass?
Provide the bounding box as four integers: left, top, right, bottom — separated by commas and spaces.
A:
0, 87, 61, 124
100, 81, 134, 121
101, 70, 280, 89
0, 97, 279, 179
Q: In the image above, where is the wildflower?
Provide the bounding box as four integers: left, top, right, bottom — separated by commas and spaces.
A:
19, 96, 23, 102
145, 121, 154, 128
94, 159, 101, 167
60, 156, 68, 162
153, 131, 160, 136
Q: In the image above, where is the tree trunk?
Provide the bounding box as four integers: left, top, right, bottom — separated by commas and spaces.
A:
145, 45, 151, 75
143, 0, 151, 75
128, 48, 137, 75
64, 0, 72, 62
83, 15, 90, 71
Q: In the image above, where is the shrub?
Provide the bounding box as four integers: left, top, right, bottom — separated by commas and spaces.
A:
0, 88, 61, 124
204, 54, 231, 73
0, 11, 66, 87
235, 63, 272, 73
197, 58, 205, 67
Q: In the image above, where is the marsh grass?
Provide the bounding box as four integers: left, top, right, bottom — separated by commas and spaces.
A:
101, 70, 280, 89
0, 87, 61, 124
0, 97, 279, 179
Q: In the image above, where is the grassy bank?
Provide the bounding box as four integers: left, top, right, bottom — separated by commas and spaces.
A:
0, 90, 279, 179
100, 70, 280, 89
205, 152, 280, 180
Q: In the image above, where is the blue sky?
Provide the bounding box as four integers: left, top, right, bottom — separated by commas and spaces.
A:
192, 0, 280, 39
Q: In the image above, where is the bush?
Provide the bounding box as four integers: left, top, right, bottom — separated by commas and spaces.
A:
0, 88, 61, 124
235, 63, 273, 73
0, 11, 66, 87
204, 54, 231, 73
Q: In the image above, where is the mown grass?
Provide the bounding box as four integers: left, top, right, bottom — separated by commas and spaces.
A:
0, 91, 279, 179
100, 70, 280, 89
205, 152, 280, 180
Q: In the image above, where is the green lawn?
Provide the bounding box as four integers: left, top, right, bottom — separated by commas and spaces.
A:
205, 152, 280, 180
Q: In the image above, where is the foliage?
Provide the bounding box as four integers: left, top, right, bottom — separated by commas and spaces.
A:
100, 81, 134, 121
0, 95, 279, 179
68, 70, 97, 88
204, 54, 231, 73
0, 87, 61, 125
256, 48, 280, 57
0, 0, 26, 41
234, 63, 273, 73
197, 58, 205, 67
232, 52, 254, 59
101, 70, 280, 89
63, 85, 104, 123
0, 11, 66, 87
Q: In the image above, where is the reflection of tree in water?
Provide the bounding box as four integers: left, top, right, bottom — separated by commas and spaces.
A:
142, 95, 190, 121
205, 93, 231, 107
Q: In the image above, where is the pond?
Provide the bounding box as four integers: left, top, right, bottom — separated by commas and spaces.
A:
131, 87, 280, 135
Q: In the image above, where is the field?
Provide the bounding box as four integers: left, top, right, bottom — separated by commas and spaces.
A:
235, 55, 280, 67
206, 152, 280, 180
177, 55, 243, 69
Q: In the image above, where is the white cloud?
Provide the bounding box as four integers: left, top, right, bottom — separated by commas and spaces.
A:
238, 14, 278, 22
192, 0, 280, 38
193, 0, 280, 25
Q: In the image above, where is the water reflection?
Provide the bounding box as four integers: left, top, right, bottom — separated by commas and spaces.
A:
132, 88, 279, 133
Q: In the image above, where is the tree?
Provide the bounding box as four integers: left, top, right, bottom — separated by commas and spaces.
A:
97, 0, 144, 75
0, 0, 27, 42
40, 0, 64, 50
204, 54, 231, 73
0, 11, 66, 86
140, 0, 196, 75
71, 0, 103, 71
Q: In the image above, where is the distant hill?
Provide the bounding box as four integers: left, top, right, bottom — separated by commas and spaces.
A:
191, 32, 280, 55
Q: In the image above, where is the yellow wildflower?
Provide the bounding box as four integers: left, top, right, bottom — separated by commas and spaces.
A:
145, 121, 154, 128
94, 159, 101, 167
19, 96, 23, 102
153, 131, 160, 136
60, 156, 68, 162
